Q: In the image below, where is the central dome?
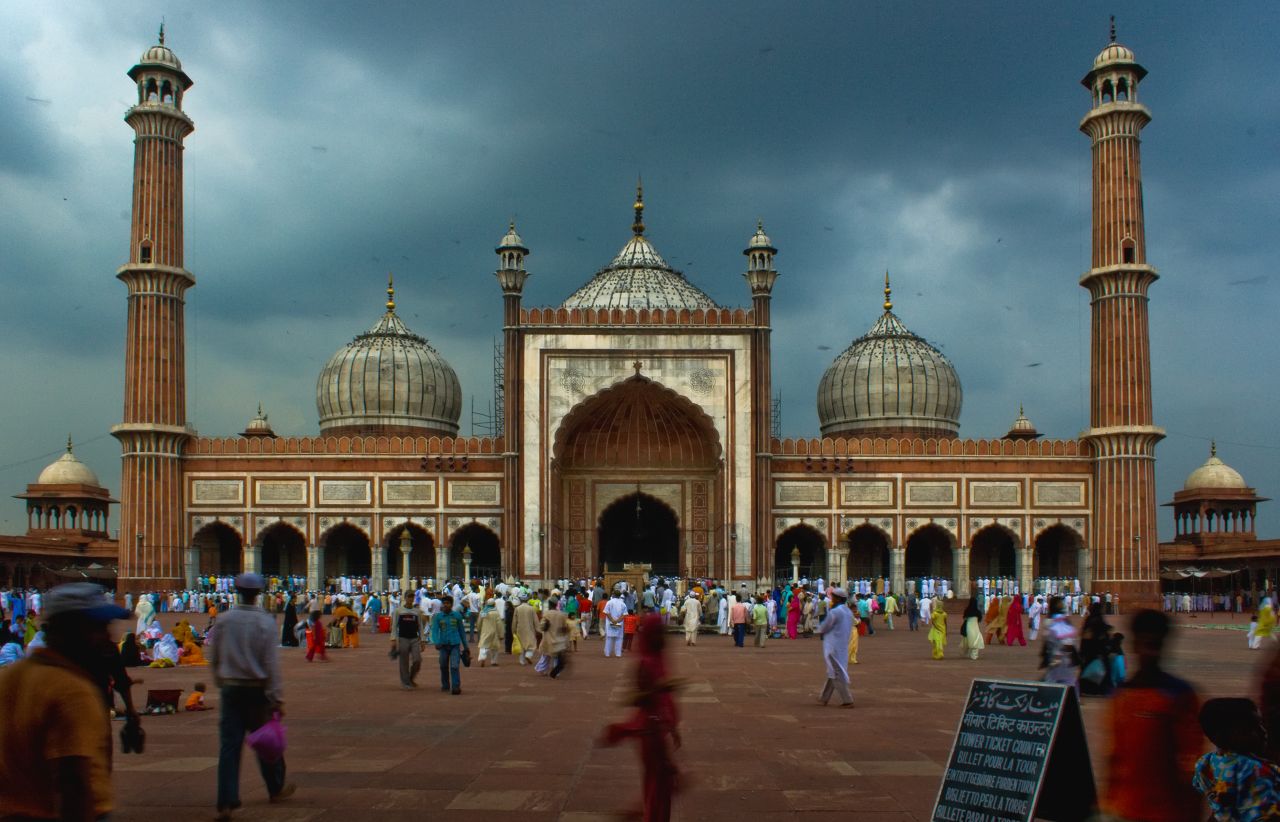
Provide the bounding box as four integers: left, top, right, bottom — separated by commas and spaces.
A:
316, 278, 462, 437
562, 186, 718, 311
817, 277, 962, 438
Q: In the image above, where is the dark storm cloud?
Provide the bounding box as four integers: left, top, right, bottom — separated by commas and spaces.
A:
0, 1, 1277, 540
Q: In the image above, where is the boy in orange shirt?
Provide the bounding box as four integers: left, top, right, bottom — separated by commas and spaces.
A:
622, 610, 640, 651
185, 682, 209, 711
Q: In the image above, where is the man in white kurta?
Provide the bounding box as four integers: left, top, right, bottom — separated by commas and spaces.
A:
679, 594, 702, 646
134, 594, 155, 635
816, 588, 854, 706
717, 594, 729, 635
603, 591, 626, 657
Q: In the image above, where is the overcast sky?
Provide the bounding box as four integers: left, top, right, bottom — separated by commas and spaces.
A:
1, 2, 1277, 542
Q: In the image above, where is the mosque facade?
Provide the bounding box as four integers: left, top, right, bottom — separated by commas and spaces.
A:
73, 30, 1182, 608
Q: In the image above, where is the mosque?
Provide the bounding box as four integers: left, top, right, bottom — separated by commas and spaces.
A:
6, 27, 1272, 608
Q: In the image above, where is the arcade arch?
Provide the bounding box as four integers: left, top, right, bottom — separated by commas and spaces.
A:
192, 521, 242, 576
259, 522, 306, 578
1034, 524, 1082, 579
382, 522, 435, 581
774, 524, 827, 583
322, 522, 372, 579
448, 522, 501, 580
847, 523, 890, 580
969, 525, 1019, 580
905, 524, 954, 581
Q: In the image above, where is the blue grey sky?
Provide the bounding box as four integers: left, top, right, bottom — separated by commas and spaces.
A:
1, 2, 1277, 540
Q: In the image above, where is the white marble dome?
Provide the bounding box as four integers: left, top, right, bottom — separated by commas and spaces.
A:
37, 440, 100, 486
316, 295, 461, 437
139, 42, 183, 71
817, 301, 962, 438
1092, 41, 1136, 70
563, 234, 718, 312
1184, 444, 1247, 491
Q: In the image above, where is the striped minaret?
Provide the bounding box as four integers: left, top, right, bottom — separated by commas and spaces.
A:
111, 27, 196, 591
1079, 21, 1163, 609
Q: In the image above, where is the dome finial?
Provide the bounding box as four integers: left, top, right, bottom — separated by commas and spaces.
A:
883, 270, 893, 312
632, 176, 645, 236
66, 434, 74, 454
1210, 439, 1217, 457
159, 19, 166, 46
1108, 15, 1116, 44
386, 272, 396, 313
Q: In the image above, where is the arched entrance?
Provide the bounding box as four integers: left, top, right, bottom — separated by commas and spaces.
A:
553, 374, 723, 580
775, 524, 827, 584
192, 522, 242, 576
905, 524, 954, 585
847, 524, 890, 580
322, 523, 372, 579
383, 523, 435, 582
448, 523, 501, 580
260, 522, 307, 578
1034, 525, 1082, 579
970, 525, 1018, 579
599, 493, 680, 576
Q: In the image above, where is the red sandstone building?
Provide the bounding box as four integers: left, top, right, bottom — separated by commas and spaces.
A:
8, 28, 1203, 609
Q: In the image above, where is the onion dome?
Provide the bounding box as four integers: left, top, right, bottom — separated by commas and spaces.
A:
498, 222, 527, 253
37, 437, 101, 486
316, 275, 462, 437
817, 273, 962, 438
1004, 406, 1040, 440
242, 404, 275, 438
747, 221, 775, 251
562, 183, 718, 311
1082, 17, 1146, 87
1184, 442, 1246, 491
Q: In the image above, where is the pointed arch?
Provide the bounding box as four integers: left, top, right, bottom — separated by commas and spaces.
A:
846, 522, 890, 580
192, 521, 243, 576
905, 523, 954, 583
775, 524, 827, 583
447, 522, 501, 580
969, 524, 1019, 580
383, 521, 435, 581
321, 522, 372, 579
259, 521, 307, 578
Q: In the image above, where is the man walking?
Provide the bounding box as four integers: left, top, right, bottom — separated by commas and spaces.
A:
906, 592, 919, 631
816, 588, 854, 708
208, 573, 294, 820
730, 596, 749, 647
679, 593, 702, 646
391, 591, 423, 688
430, 595, 468, 695
0, 583, 132, 821
539, 597, 571, 678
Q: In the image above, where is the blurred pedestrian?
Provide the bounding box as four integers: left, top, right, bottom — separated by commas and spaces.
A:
1193, 697, 1280, 820
815, 588, 854, 707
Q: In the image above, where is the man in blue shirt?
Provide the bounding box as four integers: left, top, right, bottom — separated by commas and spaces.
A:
430, 595, 469, 695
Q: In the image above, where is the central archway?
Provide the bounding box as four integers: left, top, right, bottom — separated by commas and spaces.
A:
775, 524, 827, 584
598, 493, 680, 576
552, 374, 723, 580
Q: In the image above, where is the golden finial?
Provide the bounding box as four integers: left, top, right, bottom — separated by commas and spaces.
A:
883, 270, 893, 312
385, 272, 396, 313
1018, 403, 1025, 416
66, 434, 74, 454
632, 176, 645, 236
1210, 439, 1217, 457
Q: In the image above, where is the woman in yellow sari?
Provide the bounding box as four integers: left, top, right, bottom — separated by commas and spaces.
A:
1258, 600, 1276, 645
847, 610, 861, 665
928, 598, 948, 660
173, 619, 194, 647
180, 639, 208, 665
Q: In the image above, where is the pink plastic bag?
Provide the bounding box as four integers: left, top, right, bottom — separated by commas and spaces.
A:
245, 712, 287, 762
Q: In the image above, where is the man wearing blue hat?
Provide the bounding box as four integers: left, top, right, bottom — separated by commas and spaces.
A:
208, 572, 295, 820
0, 582, 131, 820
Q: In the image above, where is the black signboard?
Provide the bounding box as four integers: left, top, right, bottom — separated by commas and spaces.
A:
932, 679, 1096, 822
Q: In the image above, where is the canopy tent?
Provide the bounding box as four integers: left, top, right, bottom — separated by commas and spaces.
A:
1160, 566, 1243, 581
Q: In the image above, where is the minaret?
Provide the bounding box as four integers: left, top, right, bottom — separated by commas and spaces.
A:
743, 221, 778, 584
494, 221, 529, 576
1079, 20, 1163, 608
111, 26, 196, 590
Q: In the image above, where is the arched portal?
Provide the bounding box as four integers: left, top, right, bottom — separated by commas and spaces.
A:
383, 523, 435, 582
449, 523, 501, 580
1035, 525, 1082, 579
192, 522, 242, 576
259, 522, 306, 578
598, 493, 680, 576
322, 523, 372, 579
774, 524, 827, 584
970, 525, 1019, 579
905, 524, 954, 582
847, 524, 890, 580
553, 374, 723, 580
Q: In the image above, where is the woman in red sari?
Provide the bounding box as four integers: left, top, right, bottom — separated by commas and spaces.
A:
1005, 594, 1027, 647
602, 612, 681, 822
786, 588, 803, 639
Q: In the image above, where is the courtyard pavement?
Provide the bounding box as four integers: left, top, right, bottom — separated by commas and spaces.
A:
109, 611, 1264, 821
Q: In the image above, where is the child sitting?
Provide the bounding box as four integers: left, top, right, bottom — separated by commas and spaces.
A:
622, 610, 639, 651
1108, 633, 1126, 685
1193, 697, 1280, 820
184, 682, 210, 712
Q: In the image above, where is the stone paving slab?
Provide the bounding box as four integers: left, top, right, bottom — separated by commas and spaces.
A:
106, 612, 1266, 820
